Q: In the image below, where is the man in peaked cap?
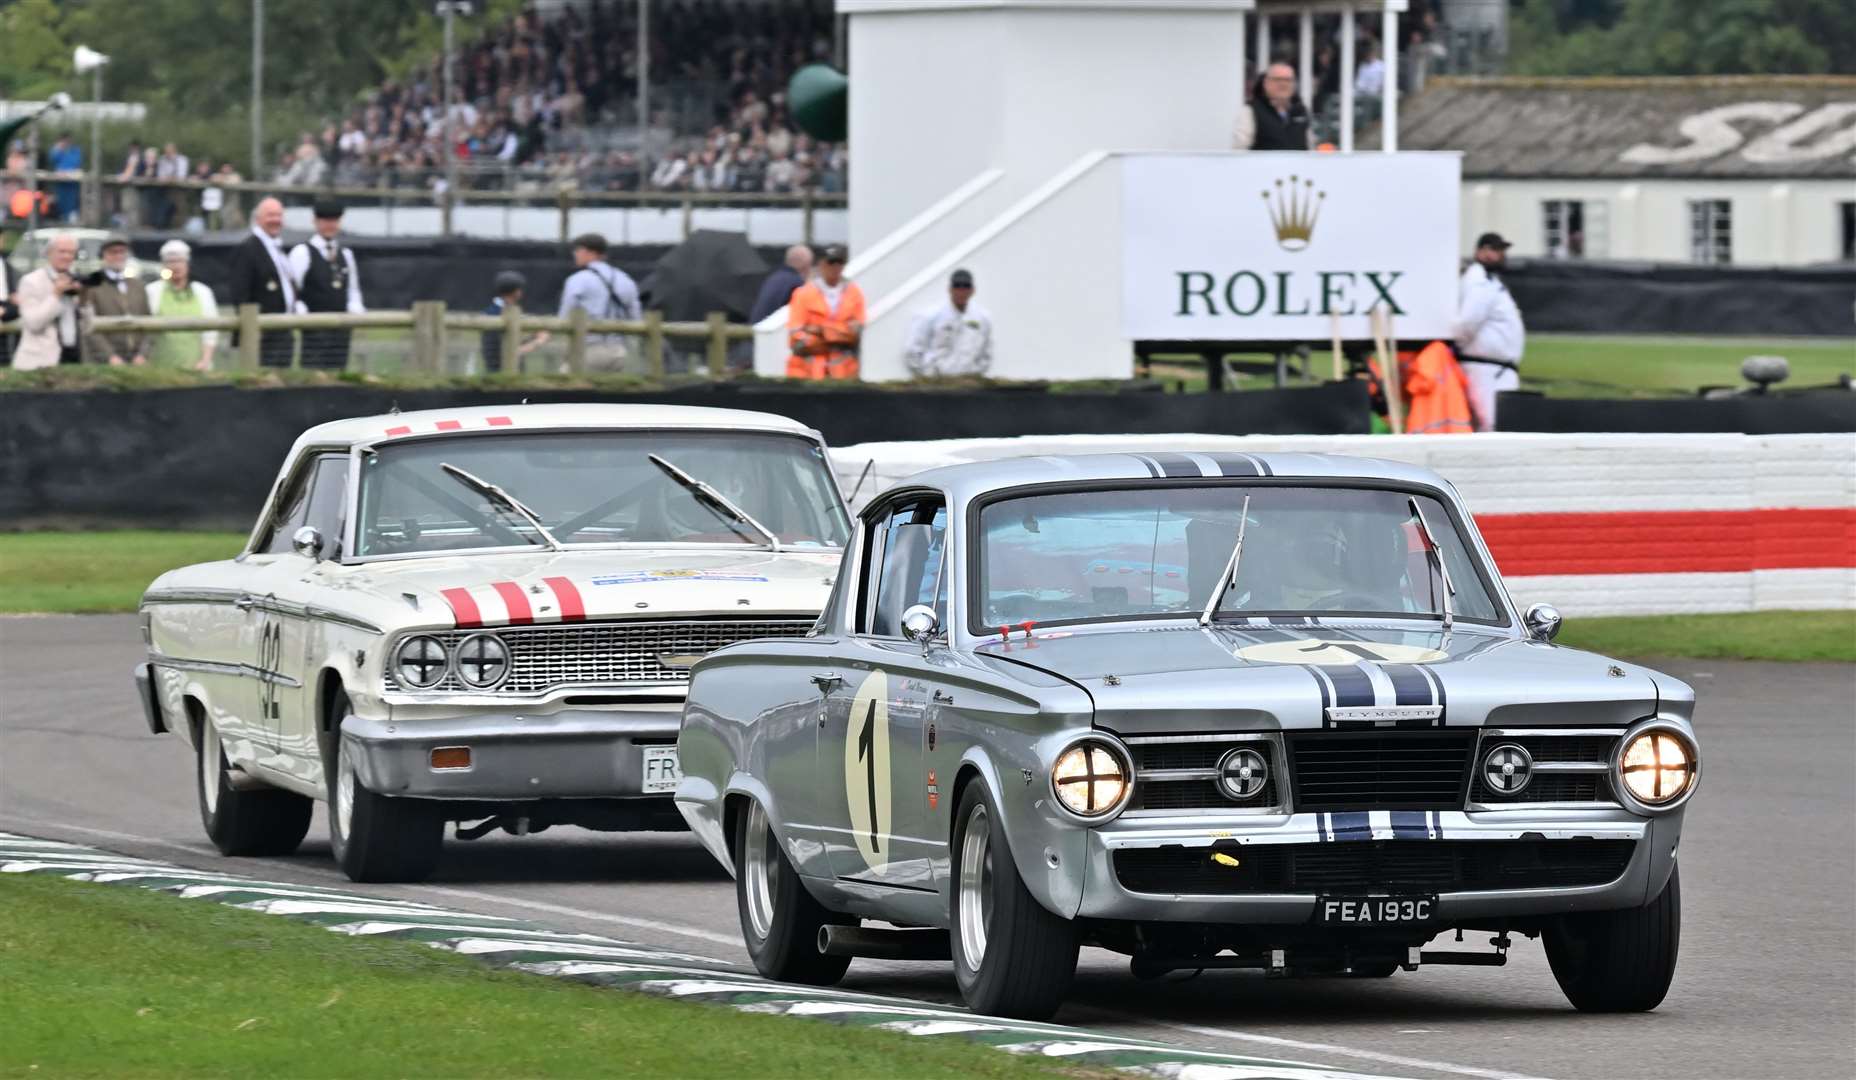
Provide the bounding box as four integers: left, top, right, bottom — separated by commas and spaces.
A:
289, 198, 365, 369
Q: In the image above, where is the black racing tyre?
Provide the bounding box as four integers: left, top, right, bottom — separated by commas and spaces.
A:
195, 714, 312, 857
734, 798, 852, 986
950, 783, 1079, 1020
325, 692, 443, 883
1545, 865, 1681, 1012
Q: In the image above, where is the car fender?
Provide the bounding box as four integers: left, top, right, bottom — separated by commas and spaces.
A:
954, 741, 1090, 921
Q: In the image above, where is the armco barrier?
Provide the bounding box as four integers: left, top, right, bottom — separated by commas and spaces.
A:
830, 433, 1856, 617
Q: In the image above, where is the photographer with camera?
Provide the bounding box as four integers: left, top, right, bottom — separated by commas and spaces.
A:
13, 233, 85, 369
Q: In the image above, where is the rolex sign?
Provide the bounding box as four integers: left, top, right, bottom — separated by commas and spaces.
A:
1121, 153, 1461, 341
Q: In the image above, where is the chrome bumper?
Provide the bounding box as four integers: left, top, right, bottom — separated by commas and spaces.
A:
1073, 807, 1681, 923
342, 706, 681, 801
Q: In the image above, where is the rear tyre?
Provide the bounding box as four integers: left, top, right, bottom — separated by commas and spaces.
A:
195, 714, 312, 857
734, 799, 852, 985
1545, 865, 1681, 1012
325, 692, 443, 883
950, 783, 1079, 1020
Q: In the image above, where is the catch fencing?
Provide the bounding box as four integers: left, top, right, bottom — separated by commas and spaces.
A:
830, 432, 1856, 617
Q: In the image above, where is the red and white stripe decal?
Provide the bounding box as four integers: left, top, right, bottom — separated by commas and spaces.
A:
437, 577, 589, 628
379, 416, 519, 439
543, 576, 586, 621
440, 587, 483, 629
490, 581, 534, 625
1478, 507, 1856, 577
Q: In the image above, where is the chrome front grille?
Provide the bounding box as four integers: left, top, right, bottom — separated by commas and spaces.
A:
393, 618, 815, 695
1125, 734, 1285, 815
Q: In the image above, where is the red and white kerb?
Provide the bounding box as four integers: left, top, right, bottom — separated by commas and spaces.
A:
440, 576, 586, 629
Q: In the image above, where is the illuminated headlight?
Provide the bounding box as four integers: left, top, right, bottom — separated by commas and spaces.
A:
1051, 738, 1133, 820
453, 633, 511, 689
1616, 726, 1699, 811
393, 635, 449, 689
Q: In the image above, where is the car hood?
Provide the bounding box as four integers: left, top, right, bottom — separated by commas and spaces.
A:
327, 546, 839, 631
977, 622, 1663, 733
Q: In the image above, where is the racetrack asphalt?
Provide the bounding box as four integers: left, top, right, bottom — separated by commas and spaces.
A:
3, 614, 1851, 1080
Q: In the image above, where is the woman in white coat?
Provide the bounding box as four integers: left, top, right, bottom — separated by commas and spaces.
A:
13, 233, 85, 369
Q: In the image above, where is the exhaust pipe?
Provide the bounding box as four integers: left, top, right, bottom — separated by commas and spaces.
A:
817, 925, 951, 961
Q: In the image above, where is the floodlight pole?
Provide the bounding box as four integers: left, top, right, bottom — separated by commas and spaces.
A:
251, 0, 264, 177
637, 0, 651, 180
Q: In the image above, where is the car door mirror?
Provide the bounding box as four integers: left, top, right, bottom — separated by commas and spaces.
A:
900, 604, 940, 647
292, 525, 326, 562
1523, 602, 1562, 642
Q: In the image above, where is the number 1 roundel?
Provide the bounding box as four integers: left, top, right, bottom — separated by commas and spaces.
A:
843, 669, 892, 870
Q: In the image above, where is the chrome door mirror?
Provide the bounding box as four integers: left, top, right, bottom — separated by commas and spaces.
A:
292, 525, 326, 562
1523, 602, 1562, 642
900, 604, 940, 649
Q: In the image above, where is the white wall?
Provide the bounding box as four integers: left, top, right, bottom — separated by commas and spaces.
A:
1464, 177, 1855, 264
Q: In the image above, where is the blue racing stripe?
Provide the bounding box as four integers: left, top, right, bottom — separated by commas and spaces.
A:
1145, 451, 1203, 478
1390, 810, 1429, 839
1321, 664, 1374, 708
1381, 664, 1434, 707
1203, 452, 1260, 477
1330, 811, 1372, 842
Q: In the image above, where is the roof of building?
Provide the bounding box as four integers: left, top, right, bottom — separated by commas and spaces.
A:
1375, 76, 1856, 179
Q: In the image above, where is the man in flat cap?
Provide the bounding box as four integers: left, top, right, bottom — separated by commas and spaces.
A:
82, 235, 150, 365
481, 270, 550, 373
558, 232, 641, 372
904, 268, 993, 379
289, 199, 365, 369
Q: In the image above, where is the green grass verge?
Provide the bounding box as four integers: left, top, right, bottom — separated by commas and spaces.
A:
3, 533, 1848, 663
0, 531, 243, 614
1556, 608, 1856, 663
0, 873, 1093, 1079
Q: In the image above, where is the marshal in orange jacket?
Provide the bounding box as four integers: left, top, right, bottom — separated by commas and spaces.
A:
786, 280, 867, 380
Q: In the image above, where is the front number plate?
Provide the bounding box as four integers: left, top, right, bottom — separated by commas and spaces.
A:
640, 746, 682, 794
1316, 895, 1437, 925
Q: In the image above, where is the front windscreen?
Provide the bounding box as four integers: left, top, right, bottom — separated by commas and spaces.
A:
975, 484, 1502, 630
355, 431, 849, 557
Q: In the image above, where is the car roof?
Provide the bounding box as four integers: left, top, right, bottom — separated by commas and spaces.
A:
888, 452, 1458, 508
292, 403, 823, 453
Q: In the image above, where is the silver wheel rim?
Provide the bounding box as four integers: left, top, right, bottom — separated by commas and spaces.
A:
336, 739, 356, 841
957, 803, 993, 969
743, 801, 776, 942
200, 721, 222, 815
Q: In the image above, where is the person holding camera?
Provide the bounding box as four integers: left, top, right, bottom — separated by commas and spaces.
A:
13, 233, 86, 369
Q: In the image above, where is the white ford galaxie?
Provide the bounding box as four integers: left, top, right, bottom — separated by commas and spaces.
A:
134, 403, 849, 882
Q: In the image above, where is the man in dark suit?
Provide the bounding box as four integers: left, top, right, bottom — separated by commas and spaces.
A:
288, 199, 364, 369
749, 245, 812, 324
82, 236, 151, 364
220, 196, 297, 366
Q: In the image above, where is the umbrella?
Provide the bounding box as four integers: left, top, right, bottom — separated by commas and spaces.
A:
641, 229, 771, 322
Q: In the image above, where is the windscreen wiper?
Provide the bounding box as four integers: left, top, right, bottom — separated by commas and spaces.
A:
1199, 493, 1252, 627
1408, 496, 1455, 633
648, 453, 782, 551
440, 462, 563, 551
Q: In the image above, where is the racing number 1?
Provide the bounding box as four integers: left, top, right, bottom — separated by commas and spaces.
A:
857, 699, 880, 853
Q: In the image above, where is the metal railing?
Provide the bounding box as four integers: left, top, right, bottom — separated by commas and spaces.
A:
9, 170, 848, 243
0, 303, 753, 379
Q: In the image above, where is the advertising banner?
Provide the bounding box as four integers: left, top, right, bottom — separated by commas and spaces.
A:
1122, 152, 1462, 340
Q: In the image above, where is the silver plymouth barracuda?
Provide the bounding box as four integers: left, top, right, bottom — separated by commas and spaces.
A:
135, 403, 849, 882
676, 452, 1699, 1019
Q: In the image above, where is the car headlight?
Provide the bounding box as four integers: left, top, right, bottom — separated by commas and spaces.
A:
1616, 725, 1698, 811
393, 635, 449, 689
1051, 738, 1133, 820
453, 633, 510, 689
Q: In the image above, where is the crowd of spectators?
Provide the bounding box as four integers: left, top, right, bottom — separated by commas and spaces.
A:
266, 0, 846, 196
1287, 0, 1452, 141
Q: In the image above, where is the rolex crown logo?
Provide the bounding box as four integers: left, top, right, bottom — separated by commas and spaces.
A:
1262, 175, 1324, 252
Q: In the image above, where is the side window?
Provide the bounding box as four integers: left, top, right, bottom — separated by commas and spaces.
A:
258, 464, 316, 554
302, 456, 350, 556
860, 496, 947, 637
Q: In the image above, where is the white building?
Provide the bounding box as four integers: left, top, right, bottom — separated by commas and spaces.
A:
1382, 76, 1856, 266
